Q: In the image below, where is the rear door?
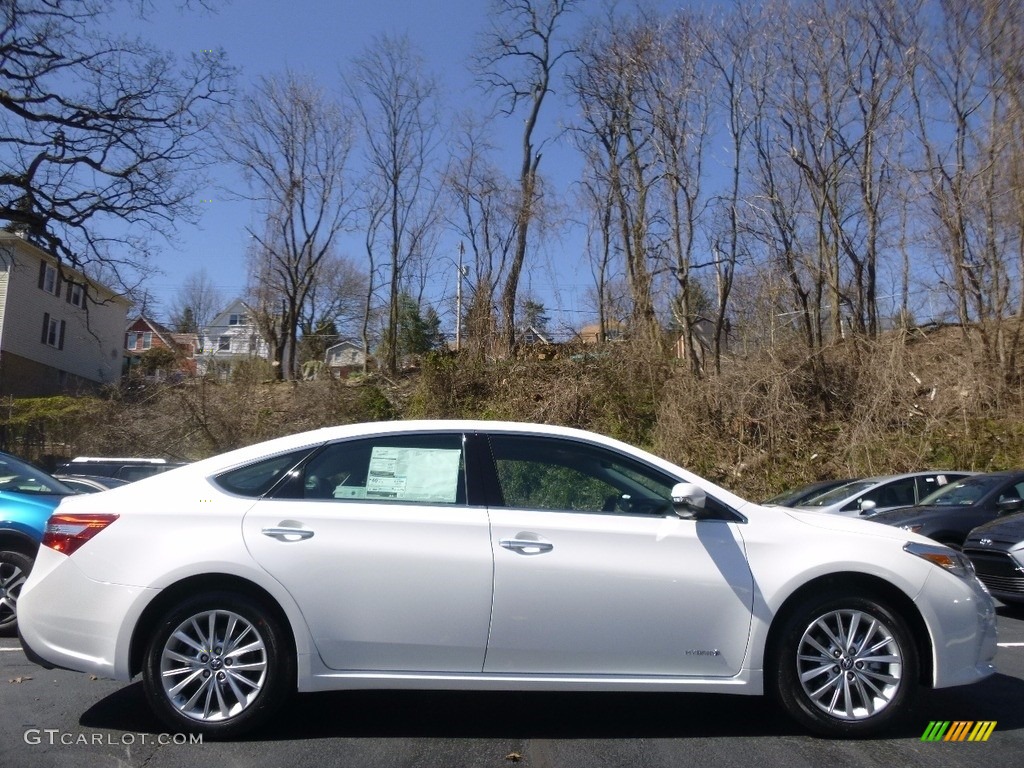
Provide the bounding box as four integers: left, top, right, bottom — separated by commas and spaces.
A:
241, 432, 494, 673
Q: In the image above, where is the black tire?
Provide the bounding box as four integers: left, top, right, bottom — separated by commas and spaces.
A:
771, 591, 919, 738
142, 592, 293, 739
0, 550, 32, 638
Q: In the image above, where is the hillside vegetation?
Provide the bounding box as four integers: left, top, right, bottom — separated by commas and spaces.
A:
4, 326, 1023, 500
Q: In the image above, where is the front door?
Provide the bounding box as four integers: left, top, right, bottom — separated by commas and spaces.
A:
482, 434, 754, 677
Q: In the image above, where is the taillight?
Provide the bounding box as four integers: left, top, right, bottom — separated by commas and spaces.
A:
42, 513, 119, 555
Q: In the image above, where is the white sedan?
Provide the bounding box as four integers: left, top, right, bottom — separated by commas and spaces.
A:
18, 421, 996, 739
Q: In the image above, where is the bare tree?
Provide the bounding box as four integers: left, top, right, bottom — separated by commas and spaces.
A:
169, 268, 223, 336
349, 35, 441, 375
223, 71, 356, 380
444, 116, 517, 357
0, 0, 232, 282
478, 0, 578, 352
577, 165, 619, 344
298, 253, 368, 345
908, 0, 1024, 377
646, 11, 713, 370
569, 12, 661, 344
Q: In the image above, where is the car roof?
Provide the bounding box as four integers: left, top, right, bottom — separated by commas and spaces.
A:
117, 420, 753, 513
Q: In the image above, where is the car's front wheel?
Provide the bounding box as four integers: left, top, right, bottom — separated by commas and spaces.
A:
771, 591, 919, 738
142, 592, 293, 738
0, 550, 32, 637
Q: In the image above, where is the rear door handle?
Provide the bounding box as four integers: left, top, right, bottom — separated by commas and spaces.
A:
499, 538, 553, 555
262, 526, 315, 542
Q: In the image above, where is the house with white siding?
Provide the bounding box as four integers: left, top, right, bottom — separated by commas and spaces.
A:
198, 298, 271, 375
0, 233, 130, 396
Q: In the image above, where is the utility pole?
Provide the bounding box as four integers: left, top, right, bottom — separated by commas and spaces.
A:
456, 242, 467, 351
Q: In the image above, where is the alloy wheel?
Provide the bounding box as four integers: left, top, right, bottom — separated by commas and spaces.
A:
159, 609, 269, 723
795, 608, 903, 720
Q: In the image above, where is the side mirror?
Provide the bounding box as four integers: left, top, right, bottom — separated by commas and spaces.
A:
997, 497, 1023, 514
671, 482, 707, 519
858, 499, 876, 514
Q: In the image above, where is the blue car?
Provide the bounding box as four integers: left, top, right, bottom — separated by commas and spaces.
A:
0, 452, 72, 635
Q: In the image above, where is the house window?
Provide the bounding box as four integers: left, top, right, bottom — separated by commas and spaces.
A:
39, 263, 58, 295
218, 335, 231, 351
228, 313, 245, 326
127, 332, 138, 349
41, 313, 65, 350
142, 332, 153, 349
68, 282, 86, 308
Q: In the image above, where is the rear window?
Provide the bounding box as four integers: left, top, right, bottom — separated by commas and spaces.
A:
214, 449, 317, 498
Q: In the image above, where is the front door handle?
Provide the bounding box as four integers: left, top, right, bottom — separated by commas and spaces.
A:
262, 526, 315, 542
499, 538, 553, 555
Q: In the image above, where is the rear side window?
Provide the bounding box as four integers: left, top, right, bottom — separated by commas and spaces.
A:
214, 448, 317, 498
276, 433, 466, 505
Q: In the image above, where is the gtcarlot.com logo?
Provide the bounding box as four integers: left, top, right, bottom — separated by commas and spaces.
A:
24, 729, 202, 746
921, 721, 997, 742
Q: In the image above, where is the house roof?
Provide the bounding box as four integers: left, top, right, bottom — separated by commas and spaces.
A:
0, 231, 131, 307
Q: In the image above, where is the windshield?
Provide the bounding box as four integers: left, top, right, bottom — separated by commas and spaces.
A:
0, 453, 72, 496
918, 475, 1004, 506
797, 480, 877, 507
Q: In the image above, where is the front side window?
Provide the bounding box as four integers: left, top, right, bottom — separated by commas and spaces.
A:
279, 433, 466, 505
488, 434, 675, 516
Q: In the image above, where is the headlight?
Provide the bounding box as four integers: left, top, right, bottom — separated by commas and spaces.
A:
904, 541, 975, 579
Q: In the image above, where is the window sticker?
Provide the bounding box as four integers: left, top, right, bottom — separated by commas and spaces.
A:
361, 446, 461, 503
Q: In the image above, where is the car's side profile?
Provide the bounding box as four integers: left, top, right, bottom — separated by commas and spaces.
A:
18, 421, 997, 739
870, 470, 1024, 548
793, 472, 973, 517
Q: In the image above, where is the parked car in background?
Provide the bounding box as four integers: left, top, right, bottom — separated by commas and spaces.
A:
870, 471, 1024, 549
793, 472, 973, 517
56, 457, 187, 482
963, 512, 1024, 605
761, 478, 858, 507
0, 452, 73, 635
19, 421, 996, 740
55, 475, 131, 494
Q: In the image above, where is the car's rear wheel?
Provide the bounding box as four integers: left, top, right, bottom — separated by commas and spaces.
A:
0, 550, 32, 637
142, 592, 292, 738
772, 591, 919, 737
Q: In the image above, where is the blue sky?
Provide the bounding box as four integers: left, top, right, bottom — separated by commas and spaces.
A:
134, 0, 632, 334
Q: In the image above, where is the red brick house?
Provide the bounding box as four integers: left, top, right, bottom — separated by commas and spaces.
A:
124, 315, 199, 378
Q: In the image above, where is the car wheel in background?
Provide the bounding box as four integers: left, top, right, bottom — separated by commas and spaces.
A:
0, 550, 32, 637
772, 591, 919, 737
142, 592, 293, 738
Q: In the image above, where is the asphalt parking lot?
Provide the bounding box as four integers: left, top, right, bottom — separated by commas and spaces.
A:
2, 604, 1023, 768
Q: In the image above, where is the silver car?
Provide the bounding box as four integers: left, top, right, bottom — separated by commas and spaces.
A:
793, 472, 975, 517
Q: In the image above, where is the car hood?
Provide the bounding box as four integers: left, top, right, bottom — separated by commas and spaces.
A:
771, 505, 929, 544
867, 504, 968, 525
967, 511, 1024, 543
